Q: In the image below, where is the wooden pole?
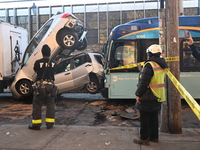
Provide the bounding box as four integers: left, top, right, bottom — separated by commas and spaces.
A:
165, 0, 182, 134
159, 0, 169, 133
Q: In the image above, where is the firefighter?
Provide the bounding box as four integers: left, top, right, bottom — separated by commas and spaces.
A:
134, 44, 167, 145
28, 44, 57, 130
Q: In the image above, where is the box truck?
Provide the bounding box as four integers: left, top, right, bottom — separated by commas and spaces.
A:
0, 20, 28, 93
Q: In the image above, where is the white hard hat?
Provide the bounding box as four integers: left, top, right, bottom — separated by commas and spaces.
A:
146, 44, 162, 54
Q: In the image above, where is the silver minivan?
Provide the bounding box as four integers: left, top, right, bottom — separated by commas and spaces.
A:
55, 52, 104, 95
10, 12, 91, 100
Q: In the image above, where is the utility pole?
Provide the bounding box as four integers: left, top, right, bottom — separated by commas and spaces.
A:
165, 0, 182, 134
159, 0, 169, 133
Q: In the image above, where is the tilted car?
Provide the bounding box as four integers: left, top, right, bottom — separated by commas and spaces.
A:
10, 52, 104, 100
10, 12, 89, 100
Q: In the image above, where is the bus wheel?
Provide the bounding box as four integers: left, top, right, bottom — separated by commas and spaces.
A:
16, 80, 33, 97
85, 77, 100, 94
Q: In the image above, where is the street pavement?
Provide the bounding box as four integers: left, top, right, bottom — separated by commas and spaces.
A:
0, 124, 199, 150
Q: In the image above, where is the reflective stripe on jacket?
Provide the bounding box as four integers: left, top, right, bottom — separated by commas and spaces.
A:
145, 61, 166, 102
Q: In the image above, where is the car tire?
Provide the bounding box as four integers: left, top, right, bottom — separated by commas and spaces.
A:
77, 38, 88, 51
16, 80, 33, 97
57, 29, 79, 50
85, 77, 100, 94
100, 88, 108, 98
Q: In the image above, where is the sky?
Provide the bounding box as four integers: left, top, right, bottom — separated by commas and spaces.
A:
0, 0, 140, 9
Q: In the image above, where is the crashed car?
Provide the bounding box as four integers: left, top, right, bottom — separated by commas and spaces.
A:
55, 52, 104, 95
10, 52, 104, 100
10, 12, 89, 100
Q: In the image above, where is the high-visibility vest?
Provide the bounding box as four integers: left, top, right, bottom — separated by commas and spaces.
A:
144, 61, 166, 102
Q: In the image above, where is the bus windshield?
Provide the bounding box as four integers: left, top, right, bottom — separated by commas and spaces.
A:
107, 40, 138, 70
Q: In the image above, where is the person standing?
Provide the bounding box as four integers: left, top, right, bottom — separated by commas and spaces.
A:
185, 36, 200, 61
133, 44, 167, 145
28, 44, 57, 130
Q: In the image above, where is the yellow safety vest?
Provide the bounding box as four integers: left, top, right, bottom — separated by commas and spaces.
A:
145, 61, 166, 102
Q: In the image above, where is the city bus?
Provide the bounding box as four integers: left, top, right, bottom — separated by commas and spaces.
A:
101, 16, 200, 99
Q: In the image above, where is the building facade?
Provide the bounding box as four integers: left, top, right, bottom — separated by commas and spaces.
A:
0, 0, 199, 52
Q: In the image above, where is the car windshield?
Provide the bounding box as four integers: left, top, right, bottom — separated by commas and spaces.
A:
94, 54, 104, 66
21, 19, 53, 65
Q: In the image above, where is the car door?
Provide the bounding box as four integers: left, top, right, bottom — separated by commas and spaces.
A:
71, 54, 91, 89
54, 59, 75, 94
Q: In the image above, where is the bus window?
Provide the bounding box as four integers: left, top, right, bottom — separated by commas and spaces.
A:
110, 41, 138, 71
181, 40, 200, 71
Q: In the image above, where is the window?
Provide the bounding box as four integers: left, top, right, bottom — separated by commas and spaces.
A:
73, 54, 88, 68
181, 40, 200, 72
34, 19, 53, 44
74, 57, 81, 68
21, 39, 37, 65
110, 41, 138, 69
94, 55, 104, 66
22, 19, 53, 65
57, 59, 71, 73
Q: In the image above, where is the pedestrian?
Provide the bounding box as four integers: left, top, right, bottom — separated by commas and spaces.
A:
28, 44, 57, 130
185, 35, 200, 61
133, 44, 167, 145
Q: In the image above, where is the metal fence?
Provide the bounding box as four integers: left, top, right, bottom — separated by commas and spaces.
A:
0, 0, 199, 52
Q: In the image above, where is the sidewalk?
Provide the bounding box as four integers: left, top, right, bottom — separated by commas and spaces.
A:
0, 125, 199, 150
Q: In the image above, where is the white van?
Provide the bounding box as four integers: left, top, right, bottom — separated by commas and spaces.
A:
0, 21, 28, 93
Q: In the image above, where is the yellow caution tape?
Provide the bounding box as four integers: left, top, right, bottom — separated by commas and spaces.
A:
165, 56, 179, 62
108, 56, 179, 73
164, 68, 200, 120
109, 62, 144, 71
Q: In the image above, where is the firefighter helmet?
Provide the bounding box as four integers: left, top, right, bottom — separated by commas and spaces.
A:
146, 44, 162, 54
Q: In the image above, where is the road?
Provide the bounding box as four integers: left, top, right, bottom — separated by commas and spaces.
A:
0, 91, 199, 128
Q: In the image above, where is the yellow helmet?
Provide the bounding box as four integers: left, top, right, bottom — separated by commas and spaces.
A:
146, 44, 162, 54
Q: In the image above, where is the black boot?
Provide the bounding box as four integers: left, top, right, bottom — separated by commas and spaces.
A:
133, 138, 149, 145
46, 123, 54, 129
28, 124, 40, 130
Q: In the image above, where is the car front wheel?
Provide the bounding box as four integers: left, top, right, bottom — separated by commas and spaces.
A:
85, 77, 100, 94
16, 80, 33, 97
